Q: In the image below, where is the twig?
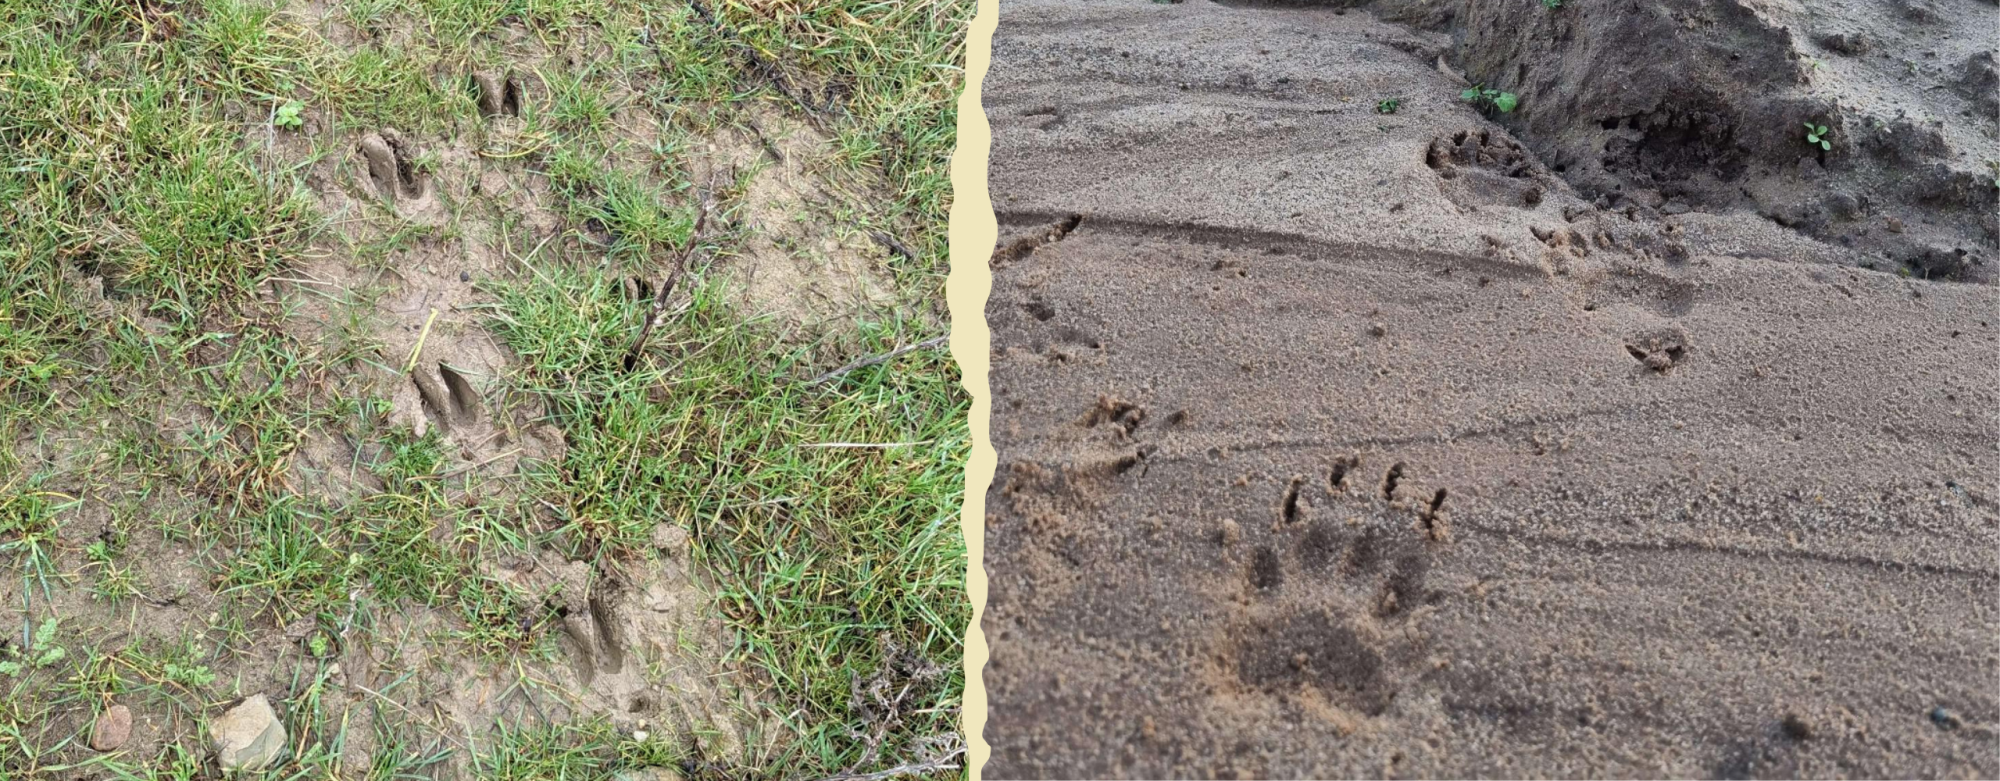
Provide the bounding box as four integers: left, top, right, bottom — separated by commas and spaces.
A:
802, 441, 934, 449
404, 309, 439, 373
868, 231, 918, 262
806, 335, 949, 386
813, 750, 965, 781
624, 197, 714, 371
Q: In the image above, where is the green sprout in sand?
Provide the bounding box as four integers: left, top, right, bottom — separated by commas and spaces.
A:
1461, 85, 1519, 113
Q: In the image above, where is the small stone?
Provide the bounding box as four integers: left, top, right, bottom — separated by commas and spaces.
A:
1886, 216, 1906, 233
91, 704, 133, 751
613, 770, 686, 781
1368, 322, 1388, 337
211, 694, 287, 772
1661, 200, 1691, 216
459, 270, 471, 283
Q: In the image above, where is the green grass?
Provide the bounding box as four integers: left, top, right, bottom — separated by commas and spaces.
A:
491, 265, 967, 768
0, 0, 969, 777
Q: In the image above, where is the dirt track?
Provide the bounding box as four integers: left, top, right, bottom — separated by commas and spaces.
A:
978, 0, 1999, 777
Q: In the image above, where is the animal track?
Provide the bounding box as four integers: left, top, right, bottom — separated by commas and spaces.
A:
1426, 129, 1540, 180
411, 361, 482, 430
1625, 328, 1689, 373
1202, 453, 1455, 721
1427, 129, 1549, 211
1531, 225, 1594, 262
1080, 394, 1145, 437
1257, 456, 1452, 594
473, 71, 524, 118
546, 566, 628, 686
1231, 496, 1440, 716
358, 130, 429, 204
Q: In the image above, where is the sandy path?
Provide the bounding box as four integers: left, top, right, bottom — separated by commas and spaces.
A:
979, 1, 1999, 777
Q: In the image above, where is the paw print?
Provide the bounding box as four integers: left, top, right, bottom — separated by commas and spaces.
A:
1224, 455, 1452, 717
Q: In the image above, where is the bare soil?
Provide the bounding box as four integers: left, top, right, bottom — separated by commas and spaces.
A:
978, 0, 1999, 777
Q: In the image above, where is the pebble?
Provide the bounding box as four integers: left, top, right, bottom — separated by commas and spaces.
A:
90, 704, 133, 751
211, 694, 287, 772
613, 770, 686, 781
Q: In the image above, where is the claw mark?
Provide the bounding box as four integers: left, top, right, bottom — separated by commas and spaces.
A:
1280, 475, 1304, 524
1329, 455, 1358, 493
1381, 462, 1406, 501
1419, 488, 1451, 542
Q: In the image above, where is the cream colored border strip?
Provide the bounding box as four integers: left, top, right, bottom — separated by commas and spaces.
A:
949, 0, 998, 775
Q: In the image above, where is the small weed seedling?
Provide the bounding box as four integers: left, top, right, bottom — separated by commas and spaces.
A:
1805, 122, 1833, 151
1462, 85, 1519, 113
276, 100, 305, 130
0, 618, 64, 676
1542, 0, 1563, 9
1377, 98, 1402, 114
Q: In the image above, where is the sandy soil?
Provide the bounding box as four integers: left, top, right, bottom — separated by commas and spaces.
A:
978, 0, 1999, 777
